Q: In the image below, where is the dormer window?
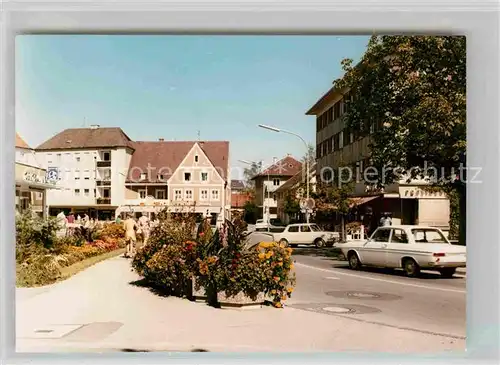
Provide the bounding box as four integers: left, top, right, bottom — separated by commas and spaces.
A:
140, 173, 147, 180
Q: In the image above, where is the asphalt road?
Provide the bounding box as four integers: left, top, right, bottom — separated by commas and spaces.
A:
288, 247, 466, 340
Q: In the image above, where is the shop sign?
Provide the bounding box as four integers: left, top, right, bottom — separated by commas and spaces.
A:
24, 171, 47, 184
399, 187, 445, 199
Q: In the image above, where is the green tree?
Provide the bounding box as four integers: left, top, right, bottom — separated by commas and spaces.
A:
283, 191, 301, 222
243, 200, 259, 224
335, 35, 466, 244
313, 167, 355, 241
243, 161, 262, 189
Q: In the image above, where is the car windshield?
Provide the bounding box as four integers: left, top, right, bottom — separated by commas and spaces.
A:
411, 229, 448, 243
310, 224, 322, 232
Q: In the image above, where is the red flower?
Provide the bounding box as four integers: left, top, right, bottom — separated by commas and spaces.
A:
199, 232, 204, 237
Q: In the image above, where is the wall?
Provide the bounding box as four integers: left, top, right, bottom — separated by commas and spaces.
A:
418, 198, 450, 228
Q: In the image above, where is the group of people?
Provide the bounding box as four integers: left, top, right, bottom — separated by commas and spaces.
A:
122, 213, 157, 258
55, 210, 101, 236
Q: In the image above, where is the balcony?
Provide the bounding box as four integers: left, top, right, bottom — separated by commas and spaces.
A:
96, 198, 111, 205
96, 179, 111, 186
96, 161, 111, 168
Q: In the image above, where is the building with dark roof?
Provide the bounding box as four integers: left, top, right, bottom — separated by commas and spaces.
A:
35, 125, 231, 222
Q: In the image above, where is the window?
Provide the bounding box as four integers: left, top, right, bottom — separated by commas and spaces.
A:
103, 189, 110, 198
273, 194, 277, 201
371, 228, 391, 242
201, 189, 209, 200
75, 189, 80, 196
343, 129, 350, 146
288, 226, 299, 233
339, 131, 344, 149
174, 189, 182, 201
195, 155, 199, 162
84, 189, 90, 197
94, 189, 96, 197
76, 155, 81, 162
390, 229, 409, 244
84, 170, 90, 180
411, 229, 448, 243
273, 178, 280, 186
103, 152, 111, 161
184, 172, 191, 181
74, 170, 80, 180
211, 189, 220, 201
140, 173, 147, 180
138, 189, 147, 199
201, 172, 208, 181
300, 225, 312, 232
157, 174, 164, 181
185, 189, 193, 200
156, 190, 165, 200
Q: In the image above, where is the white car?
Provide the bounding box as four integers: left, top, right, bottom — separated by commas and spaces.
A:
338, 225, 466, 278
273, 223, 340, 248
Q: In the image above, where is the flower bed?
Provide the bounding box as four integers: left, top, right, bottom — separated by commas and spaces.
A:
16, 212, 126, 287
132, 211, 296, 308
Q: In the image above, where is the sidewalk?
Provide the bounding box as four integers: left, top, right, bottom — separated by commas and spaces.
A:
16, 257, 465, 353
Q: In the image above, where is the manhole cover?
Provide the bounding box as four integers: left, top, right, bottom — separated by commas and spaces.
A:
348, 292, 379, 299
325, 291, 402, 301
290, 303, 382, 315
323, 306, 352, 313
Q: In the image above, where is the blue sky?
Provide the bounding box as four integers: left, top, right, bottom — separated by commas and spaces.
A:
16, 35, 369, 178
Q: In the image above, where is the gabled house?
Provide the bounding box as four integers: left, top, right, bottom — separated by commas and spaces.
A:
275, 162, 317, 224
121, 140, 230, 222
251, 155, 302, 222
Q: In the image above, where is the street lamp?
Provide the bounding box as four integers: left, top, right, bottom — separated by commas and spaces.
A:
239, 158, 270, 231
258, 124, 311, 223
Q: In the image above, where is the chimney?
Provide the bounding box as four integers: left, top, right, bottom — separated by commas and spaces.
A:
90, 124, 100, 129
158, 138, 164, 142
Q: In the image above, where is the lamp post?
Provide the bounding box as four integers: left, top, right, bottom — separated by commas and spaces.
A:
258, 124, 311, 223
239, 159, 270, 232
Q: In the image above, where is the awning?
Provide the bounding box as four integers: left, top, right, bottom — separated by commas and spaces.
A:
15, 180, 60, 190
350, 196, 380, 207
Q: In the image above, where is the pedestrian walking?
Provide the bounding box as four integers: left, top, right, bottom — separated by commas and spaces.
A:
123, 214, 138, 258
138, 213, 151, 246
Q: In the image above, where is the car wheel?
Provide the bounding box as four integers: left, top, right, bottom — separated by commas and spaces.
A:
314, 238, 326, 248
279, 239, 289, 247
348, 251, 361, 270
403, 258, 420, 278
439, 268, 456, 278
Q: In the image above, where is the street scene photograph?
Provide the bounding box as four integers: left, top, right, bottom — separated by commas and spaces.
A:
15, 35, 466, 353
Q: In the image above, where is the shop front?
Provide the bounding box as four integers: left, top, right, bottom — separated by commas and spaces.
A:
15, 162, 57, 218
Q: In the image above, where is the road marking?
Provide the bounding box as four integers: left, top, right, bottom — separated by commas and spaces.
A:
296, 263, 466, 294
324, 276, 340, 280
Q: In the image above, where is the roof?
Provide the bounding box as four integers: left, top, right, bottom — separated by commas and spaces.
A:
252, 155, 302, 180
231, 180, 246, 190
16, 133, 31, 149
305, 86, 343, 115
275, 162, 316, 193
126, 141, 229, 183
36, 127, 134, 151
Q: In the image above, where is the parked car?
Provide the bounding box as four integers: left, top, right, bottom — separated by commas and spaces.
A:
273, 223, 340, 248
337, 225, 466, 278
255, 219, 269, 230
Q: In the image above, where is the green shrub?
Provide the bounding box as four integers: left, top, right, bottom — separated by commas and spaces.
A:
16, 211, 60, 251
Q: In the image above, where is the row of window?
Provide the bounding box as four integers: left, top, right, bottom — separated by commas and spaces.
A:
173, 189, 220, 201
74, 188, 109, 198
316, 93, 353, 132
47, 151, 111, 165
317, 121, 381, 159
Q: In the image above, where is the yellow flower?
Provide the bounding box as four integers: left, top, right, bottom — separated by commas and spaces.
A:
271, 289, 277, 294
278, 262, 283, 267
290, 264, 295, 270
279, 242, 285, 248
287, 287, 294, 293
287, 248, 293, 254
258, 252, 266, 260
281, 295, 287, 301
274, 302, 283, 308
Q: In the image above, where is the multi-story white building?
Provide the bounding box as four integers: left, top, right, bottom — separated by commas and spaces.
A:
251, 155, 302, 223
35, 125, 231, 222
15, 133, 57, 217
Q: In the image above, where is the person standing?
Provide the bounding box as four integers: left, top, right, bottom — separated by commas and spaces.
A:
123, 214, 138, 258
379, 213, 392, 227
138, 213, 151, 246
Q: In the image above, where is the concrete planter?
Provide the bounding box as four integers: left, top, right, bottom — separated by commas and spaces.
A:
191, 279, 265, 308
